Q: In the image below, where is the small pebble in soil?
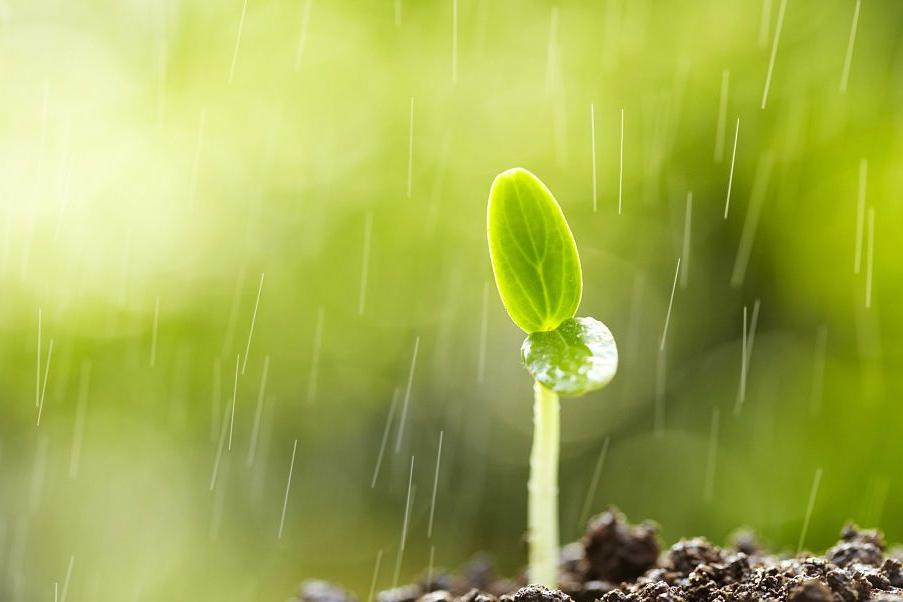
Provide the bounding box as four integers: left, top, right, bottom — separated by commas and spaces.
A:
294, 508, 903, 602
296, 580, 358, 602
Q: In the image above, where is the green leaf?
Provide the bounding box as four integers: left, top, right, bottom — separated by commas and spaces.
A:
487, 167, 582, 333
521, 317, 618, 396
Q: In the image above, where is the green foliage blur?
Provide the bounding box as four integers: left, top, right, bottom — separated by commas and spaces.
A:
1, 0, 902, 600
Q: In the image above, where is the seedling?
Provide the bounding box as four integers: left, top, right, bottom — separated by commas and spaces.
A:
486, 168, 618, 587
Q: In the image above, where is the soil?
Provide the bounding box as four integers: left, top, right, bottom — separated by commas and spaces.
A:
294, 508, 903, 602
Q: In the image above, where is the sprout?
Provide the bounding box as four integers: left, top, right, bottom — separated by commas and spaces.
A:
486, 167, 618, 587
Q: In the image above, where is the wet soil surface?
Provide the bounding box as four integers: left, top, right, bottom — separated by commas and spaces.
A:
294, 509, 903, 602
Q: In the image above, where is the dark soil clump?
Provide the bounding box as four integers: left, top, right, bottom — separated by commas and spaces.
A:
581, 510, 660, 583
293, 508, 903, 602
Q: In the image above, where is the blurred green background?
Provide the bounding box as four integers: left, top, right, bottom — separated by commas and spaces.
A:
1, 0, 902, 599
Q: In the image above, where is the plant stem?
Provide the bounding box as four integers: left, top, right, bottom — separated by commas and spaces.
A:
528, 380, 560, 587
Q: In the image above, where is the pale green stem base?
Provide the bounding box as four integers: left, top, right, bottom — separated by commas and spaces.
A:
528, 381, 560, 587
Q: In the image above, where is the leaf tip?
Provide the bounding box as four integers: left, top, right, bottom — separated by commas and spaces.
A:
489, 167, 533, 199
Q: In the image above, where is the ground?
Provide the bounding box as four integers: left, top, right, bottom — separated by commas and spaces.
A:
295, 509, 903, 602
